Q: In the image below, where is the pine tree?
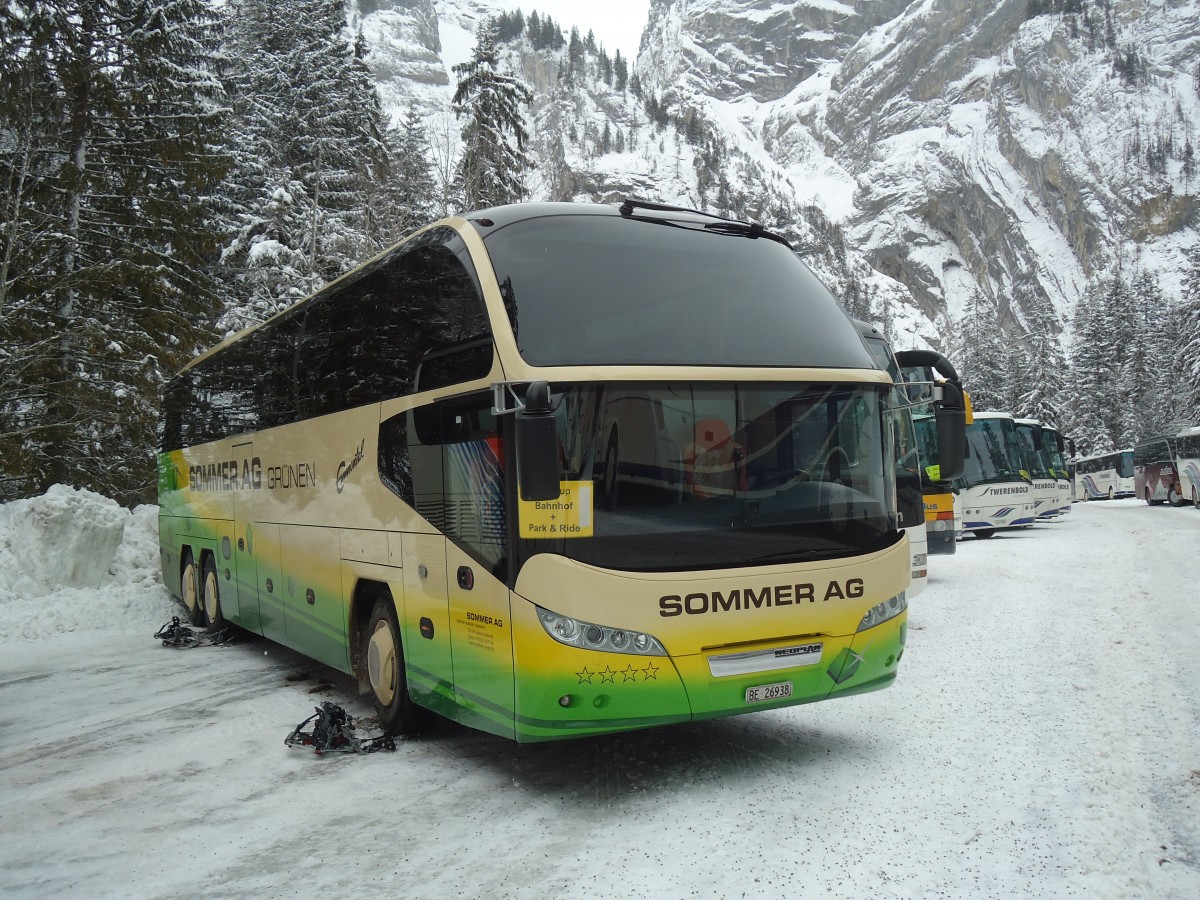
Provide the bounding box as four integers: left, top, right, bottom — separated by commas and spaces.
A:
955, 291, 1007, 411
0, 0, 228, 503
218, 0, 395, 331
452, 22, 534, 209
1180, 244, 1200, 421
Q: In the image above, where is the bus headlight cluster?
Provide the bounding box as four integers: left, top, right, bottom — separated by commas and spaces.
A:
537, 607, 667, 656
857, 592, 907, 633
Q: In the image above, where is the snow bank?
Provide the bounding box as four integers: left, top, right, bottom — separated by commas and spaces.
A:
0, 485, 176, 643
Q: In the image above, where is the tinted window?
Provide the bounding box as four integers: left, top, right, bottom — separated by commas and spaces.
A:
482, 215, 874, 368
379, 393, 507, 575
162, 226, 494, 450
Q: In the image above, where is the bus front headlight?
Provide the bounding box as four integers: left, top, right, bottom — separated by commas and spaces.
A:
537, 607, 667, 656
857, 592, 908, 632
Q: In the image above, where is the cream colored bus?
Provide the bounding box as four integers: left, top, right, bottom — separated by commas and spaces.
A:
158, 200, 965, 742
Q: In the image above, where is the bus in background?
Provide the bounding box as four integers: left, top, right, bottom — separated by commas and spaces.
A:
855, 322, 928, 597
895, 353, 971, 559
1014, 418, 1059, 521
158, 200, 967, 744
1177, 425, 1200, 509
957, 412, 1035, 538
1040, 425, 1073, 516
1073, 449, 1135, 501
1134, 429, 1186, 506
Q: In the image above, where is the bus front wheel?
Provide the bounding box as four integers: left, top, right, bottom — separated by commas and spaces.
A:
365, 595, 427, 735
973, 529, 996, 539
180, 550, 202, 625
1193, 486, 1199, 510
1107, 487, 1114, 501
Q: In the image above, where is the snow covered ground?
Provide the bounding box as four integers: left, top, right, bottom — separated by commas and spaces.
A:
1, 486, 1198, 898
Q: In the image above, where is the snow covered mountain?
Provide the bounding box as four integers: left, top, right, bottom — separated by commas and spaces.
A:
354, 0, 1200, 351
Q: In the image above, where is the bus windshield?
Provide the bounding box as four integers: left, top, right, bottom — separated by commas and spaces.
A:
1015, 426, 1053, 478
961, 418, 1027, 486
524, 382, 897, 571
482, 215, 876, 369
1117, 450, 1135, 478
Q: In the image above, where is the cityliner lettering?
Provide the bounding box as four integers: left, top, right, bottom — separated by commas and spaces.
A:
659, 579, 865, 617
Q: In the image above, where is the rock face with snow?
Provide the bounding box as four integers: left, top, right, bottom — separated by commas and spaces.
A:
356, 0, 1200, 347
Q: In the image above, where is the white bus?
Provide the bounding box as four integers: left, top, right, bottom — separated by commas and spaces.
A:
957, 412, 1035, 538
1014, 418, 1059, 521
1177, 426, 1200, 509
158, 200, 966, 743
1073, 449, 1135, 501
1040, 425, 1073, 516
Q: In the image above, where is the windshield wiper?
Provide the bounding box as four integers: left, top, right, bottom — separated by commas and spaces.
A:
617, 198, 792, 247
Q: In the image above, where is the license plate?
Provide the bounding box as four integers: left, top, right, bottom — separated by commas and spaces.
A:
745, 681, 793, 703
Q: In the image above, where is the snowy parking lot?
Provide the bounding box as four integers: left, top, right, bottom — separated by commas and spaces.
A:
1, 490, 1198, 898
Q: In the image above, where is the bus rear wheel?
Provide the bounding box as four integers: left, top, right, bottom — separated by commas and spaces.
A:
973, 529, 996, 539
200, 555, 227, 630
1107, 487, 1114, 501
365, 595, 428, 735
180, 550, 202, 625
1193, 486, 1199, 510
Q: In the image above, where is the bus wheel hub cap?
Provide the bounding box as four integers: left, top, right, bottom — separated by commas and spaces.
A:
368, 624, 396, 706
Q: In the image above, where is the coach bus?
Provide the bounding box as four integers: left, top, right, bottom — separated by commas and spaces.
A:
1040, 425, 1073, 516
854, 322, 927, 596
895, 354, 970, 558
1177, 425, 1200, 509
1134, 429, 1187, 506
1014, 419, 1059, 521
158, 200, 966, 743
1073, 449, 1134, 501
957, 412, 1035, 537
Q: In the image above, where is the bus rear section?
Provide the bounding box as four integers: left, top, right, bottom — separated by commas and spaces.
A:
957, 412, 1034, 537
1134, 430, 1187, 506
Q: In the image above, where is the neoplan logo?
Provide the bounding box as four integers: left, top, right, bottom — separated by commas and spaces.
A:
659, 579, 865, 617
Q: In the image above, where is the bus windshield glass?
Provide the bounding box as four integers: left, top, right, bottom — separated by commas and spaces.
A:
1015, 426, 1053, 478
525, 382, 896, 572
1118, 450, 1134, 478
482, 215, 876, 368
961, 418, 1027, 486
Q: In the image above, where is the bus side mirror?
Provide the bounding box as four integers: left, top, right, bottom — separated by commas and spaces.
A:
934, 382, 966, 482
516, 381, 562, 502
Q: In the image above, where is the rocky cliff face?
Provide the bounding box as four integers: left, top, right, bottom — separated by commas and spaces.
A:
358, 0, 1200, 348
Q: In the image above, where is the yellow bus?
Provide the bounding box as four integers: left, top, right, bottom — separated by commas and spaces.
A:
895, 352, 971, 556
158, 200, 965, 742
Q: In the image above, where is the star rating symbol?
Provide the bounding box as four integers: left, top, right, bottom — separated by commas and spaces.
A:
642, 661, 659, 681
621, 664, 638, 683
599, 666, 616, 684
576, 666, 595, 684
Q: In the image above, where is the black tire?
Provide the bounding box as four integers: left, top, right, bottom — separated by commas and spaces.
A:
1107, 487, 1114, 501
364, 595, 428, 735
973, 528, 996, 539
180, 550, 202, 625
200, 555, 226, 630
1193, 487, 1199, 511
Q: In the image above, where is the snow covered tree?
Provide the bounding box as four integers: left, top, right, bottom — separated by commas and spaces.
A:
1179, 244, 1200, 422
217, 0, 395, 333
0, 0, 227, 504
955, 291, 1008, 411
452, 22, 534, 210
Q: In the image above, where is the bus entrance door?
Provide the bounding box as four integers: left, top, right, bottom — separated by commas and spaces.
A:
446, 541, 516, 740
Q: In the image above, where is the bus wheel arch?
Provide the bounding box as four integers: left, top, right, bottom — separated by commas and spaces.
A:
361, 587, 428, 735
